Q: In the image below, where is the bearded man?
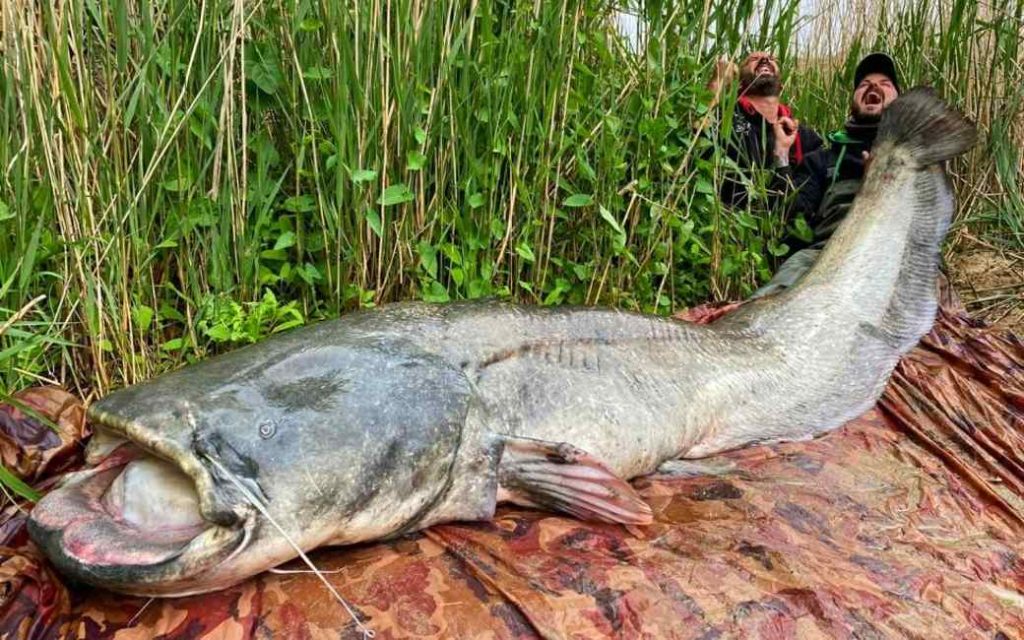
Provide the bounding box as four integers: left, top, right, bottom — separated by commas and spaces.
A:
708, 51, 824, 207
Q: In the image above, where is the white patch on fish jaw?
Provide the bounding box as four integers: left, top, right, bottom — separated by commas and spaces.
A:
105, 457, 206, 531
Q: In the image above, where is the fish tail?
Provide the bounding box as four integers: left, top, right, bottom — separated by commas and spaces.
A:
872, 89, 976, 352
875, 87, 977, 166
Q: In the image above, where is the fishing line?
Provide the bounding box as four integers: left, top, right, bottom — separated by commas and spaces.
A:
202, 454, 375, 639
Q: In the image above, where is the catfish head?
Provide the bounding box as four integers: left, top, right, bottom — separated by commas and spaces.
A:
28, 328, 487, 596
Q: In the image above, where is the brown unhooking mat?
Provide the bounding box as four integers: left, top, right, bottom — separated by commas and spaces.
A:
1, 298, 1022, 639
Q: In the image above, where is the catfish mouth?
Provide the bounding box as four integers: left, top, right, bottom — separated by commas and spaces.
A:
28, 442, 248, 595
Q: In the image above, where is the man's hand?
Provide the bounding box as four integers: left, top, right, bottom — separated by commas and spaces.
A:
773, 116, 799, 166
712, 55, 738, 87
708, 55, 738, 104
862, 151, 873, 172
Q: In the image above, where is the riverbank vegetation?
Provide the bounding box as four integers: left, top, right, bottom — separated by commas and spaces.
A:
1, 0, 1021, 398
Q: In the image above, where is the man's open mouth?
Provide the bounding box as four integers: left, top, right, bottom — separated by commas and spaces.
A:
864, 91, 883, 106
28, 443, 245, 589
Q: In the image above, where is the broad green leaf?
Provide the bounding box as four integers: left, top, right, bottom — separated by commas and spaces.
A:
417, 241, 438, 279
303, 66, 333, 80
0, 200, 14, 222
562, 193, 593, 208
597, 205, 625, 234
206, 325, 232, 342
377, 184, 414, 206
246, 54, 283, 94
283, 195, 315, 213
515, 242, 535, 262
132, 305, 154, 331
273, 231, 296, 250
160, 176, 193, 192
468, 192, 485, 209
260, 249, 289, 261
351, 169, 377, 184
161, 337, 184, 351
365, 209, 383, 237
406, 151, 427, 171
695, 178, 716, 195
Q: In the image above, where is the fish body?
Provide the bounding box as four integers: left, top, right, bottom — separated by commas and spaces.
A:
28, 89, 976, 596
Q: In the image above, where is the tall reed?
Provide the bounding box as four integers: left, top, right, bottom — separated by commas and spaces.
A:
0, 0, 1021, 397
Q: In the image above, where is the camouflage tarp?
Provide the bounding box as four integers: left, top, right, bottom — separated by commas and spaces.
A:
1, 298, 1022, 639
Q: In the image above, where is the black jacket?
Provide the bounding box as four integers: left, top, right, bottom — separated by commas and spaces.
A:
720, 103, 824, 208
777, 122, 877, 252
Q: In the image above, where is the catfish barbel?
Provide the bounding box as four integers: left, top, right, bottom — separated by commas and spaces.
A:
28, 89, 976, 596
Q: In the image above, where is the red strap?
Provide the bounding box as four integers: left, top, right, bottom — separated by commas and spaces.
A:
737, 98, 803, 164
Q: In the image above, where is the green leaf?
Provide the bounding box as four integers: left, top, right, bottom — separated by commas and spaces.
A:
0, 200, 13, 222
414, 127, 427, 145
260, 249, 289, 261
18, 216, 43, 294
695, 178, 716, 195
283, 195, 315, 213
299, 18, 323, 31
365, 209, 383, 237
351, 169, 377, 184
205, 325, 232, 342
468, 192, 485, 209
273, 231, 296, 250
0, 465, 40, 502
303, 66, 333, 80
597, 205, 625, 234
422, 280, 449, 303
160, 176, 193, 192
515, 242, 536, 263
377, 184, 414, 206
768, 241, 790, 257
406, 151, 427, 171
301, 263, 322, 283
154, 238, 178, 250
417, 241, 438, 279
793, 217, 814, 243
246, 53, 283, 95
562, 193, 594, 208
132, 304, 154, 331
161, 337, 184, 351
158, 304, 185, 323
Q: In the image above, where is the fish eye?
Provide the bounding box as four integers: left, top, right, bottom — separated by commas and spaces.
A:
258, 420, 277, 439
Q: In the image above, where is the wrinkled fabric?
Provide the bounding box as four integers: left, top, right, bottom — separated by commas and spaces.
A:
1, 302, 1022, 639
0, 387, 88, 484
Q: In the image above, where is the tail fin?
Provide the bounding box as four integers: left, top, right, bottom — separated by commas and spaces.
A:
874, 88, 976, 352
876, 87, 977, 166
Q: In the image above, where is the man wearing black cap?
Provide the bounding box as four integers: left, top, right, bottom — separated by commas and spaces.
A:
753, 52, 901, 297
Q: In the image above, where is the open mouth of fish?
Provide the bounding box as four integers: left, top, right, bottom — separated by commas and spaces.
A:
28, 432, 249, 592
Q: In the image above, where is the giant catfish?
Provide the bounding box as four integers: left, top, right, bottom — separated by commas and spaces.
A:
29, 88, 976, 596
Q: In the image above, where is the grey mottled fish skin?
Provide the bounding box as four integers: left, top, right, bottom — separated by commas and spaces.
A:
27, 89, 976, 597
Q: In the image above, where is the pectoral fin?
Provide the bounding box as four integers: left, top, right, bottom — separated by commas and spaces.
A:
497, 436, 653, 525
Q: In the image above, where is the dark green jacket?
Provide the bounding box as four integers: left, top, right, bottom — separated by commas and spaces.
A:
778, 125, 877, 252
